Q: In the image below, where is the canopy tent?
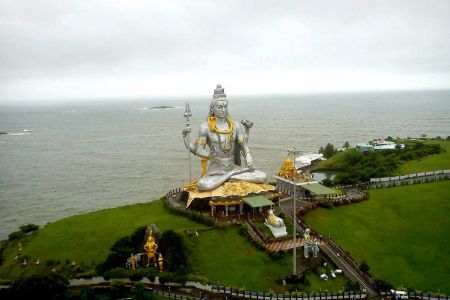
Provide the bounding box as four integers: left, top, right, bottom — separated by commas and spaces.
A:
300, 183, 336, 195
243, 195, 274, 208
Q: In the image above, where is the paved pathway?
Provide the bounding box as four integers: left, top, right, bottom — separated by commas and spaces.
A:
289, 217, 379, 297
319, 241, 378, 297
265, 238, 304, 252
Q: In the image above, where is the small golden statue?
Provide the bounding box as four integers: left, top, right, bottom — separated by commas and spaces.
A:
130, 253, 136, 270
158, 254, 164, 272
144, 230, 158, 267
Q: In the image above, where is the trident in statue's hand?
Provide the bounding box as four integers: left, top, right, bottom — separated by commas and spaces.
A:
182, 102, 192, 136
183, 102, 193, 182
184, 102, 192, 123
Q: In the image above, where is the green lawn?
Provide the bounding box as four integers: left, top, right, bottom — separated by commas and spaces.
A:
1, 199, 349, 293
306, 275, 347, 293
304, 181, 450, 293
185, 226, 291, 291
396, 140, 450, 174
0, 200, 207, 279
185, 226, 350, 293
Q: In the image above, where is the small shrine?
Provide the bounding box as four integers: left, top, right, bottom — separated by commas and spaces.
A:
264, 208, 288, 238
126, 225, 164, 272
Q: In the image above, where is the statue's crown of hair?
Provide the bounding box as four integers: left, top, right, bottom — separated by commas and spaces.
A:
213, 84, 226, 100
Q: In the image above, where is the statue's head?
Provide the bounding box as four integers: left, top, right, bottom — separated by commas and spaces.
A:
305, 228, 311, 234
210, 84, 228, 118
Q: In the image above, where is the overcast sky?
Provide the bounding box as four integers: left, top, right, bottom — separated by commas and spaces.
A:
0, 0, 449, 103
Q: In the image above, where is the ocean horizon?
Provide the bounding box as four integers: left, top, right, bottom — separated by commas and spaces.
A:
1, 89, 449, 239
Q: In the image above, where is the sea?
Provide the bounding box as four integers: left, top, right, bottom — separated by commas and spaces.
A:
1, 90, 449, 239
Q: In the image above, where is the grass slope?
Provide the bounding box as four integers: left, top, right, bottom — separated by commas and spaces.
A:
304, 181, 450, 293
185, 227, 346, 292
396, 140, 450, 174
0, 200, 207, 279
186, 227, 290, 291
1, 199, 345, 293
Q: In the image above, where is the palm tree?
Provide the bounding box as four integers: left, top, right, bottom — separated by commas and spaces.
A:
343, 141, 350, 150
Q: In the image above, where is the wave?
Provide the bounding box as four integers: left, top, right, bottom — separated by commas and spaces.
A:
7, 133, 27, 136
0, 129, 32, 136
137, 105, 181, 110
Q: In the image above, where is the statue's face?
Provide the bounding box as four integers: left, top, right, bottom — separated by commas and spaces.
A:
211, 100, 228, 118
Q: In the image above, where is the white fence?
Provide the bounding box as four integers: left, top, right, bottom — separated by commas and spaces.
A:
369, 170, 450, 188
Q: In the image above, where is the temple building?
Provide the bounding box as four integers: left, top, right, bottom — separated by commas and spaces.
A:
274, 157, 336, 200
182, 181, 277, 219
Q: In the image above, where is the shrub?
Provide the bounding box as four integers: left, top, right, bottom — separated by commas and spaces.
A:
9, 272, 69, 300
159, 230, 190, 274
133, 282, 150, 300
8, 231, 25, 242
163, 198, 214, 226
110, 281, 127, 299
8, 224, 40, 242
374, 278, 394, 290
0, 240, 7, 266
360, 260, 370, 272
19, 224, 39, 234
268, 250, 286, 260
344, 280, 360, 291
96, 226, 147, 273
321, 178, 334, 187
319, 200, 334, 210
238, 226, 247, 236
103, 267, 131, 280
159, 272, 187, 285
80, 286, 96, 300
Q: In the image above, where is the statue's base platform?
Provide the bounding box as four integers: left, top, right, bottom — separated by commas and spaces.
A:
264, 223, 288, 238
183, 180, 275, 208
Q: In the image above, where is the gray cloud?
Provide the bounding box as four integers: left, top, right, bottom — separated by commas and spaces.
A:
0, 0, 449, 102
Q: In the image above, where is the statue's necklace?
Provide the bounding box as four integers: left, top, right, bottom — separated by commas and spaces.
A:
207, 116, 234, 134
208, 116, 234, 152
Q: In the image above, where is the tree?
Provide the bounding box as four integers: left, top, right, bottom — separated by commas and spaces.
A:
9, 273, 69, 300
342, 141, 350, 150
319, 143, 338, 159
321, 178, 334, 187
159, 230, 189, 274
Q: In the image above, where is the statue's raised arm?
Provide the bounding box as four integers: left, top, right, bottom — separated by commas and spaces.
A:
182, 124, 210, 159
182, 84, 267, 191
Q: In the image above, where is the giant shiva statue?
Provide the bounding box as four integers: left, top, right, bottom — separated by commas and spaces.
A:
182, 84, 267, 191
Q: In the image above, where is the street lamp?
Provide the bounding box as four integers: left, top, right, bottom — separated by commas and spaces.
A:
288, 147, 301, 279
